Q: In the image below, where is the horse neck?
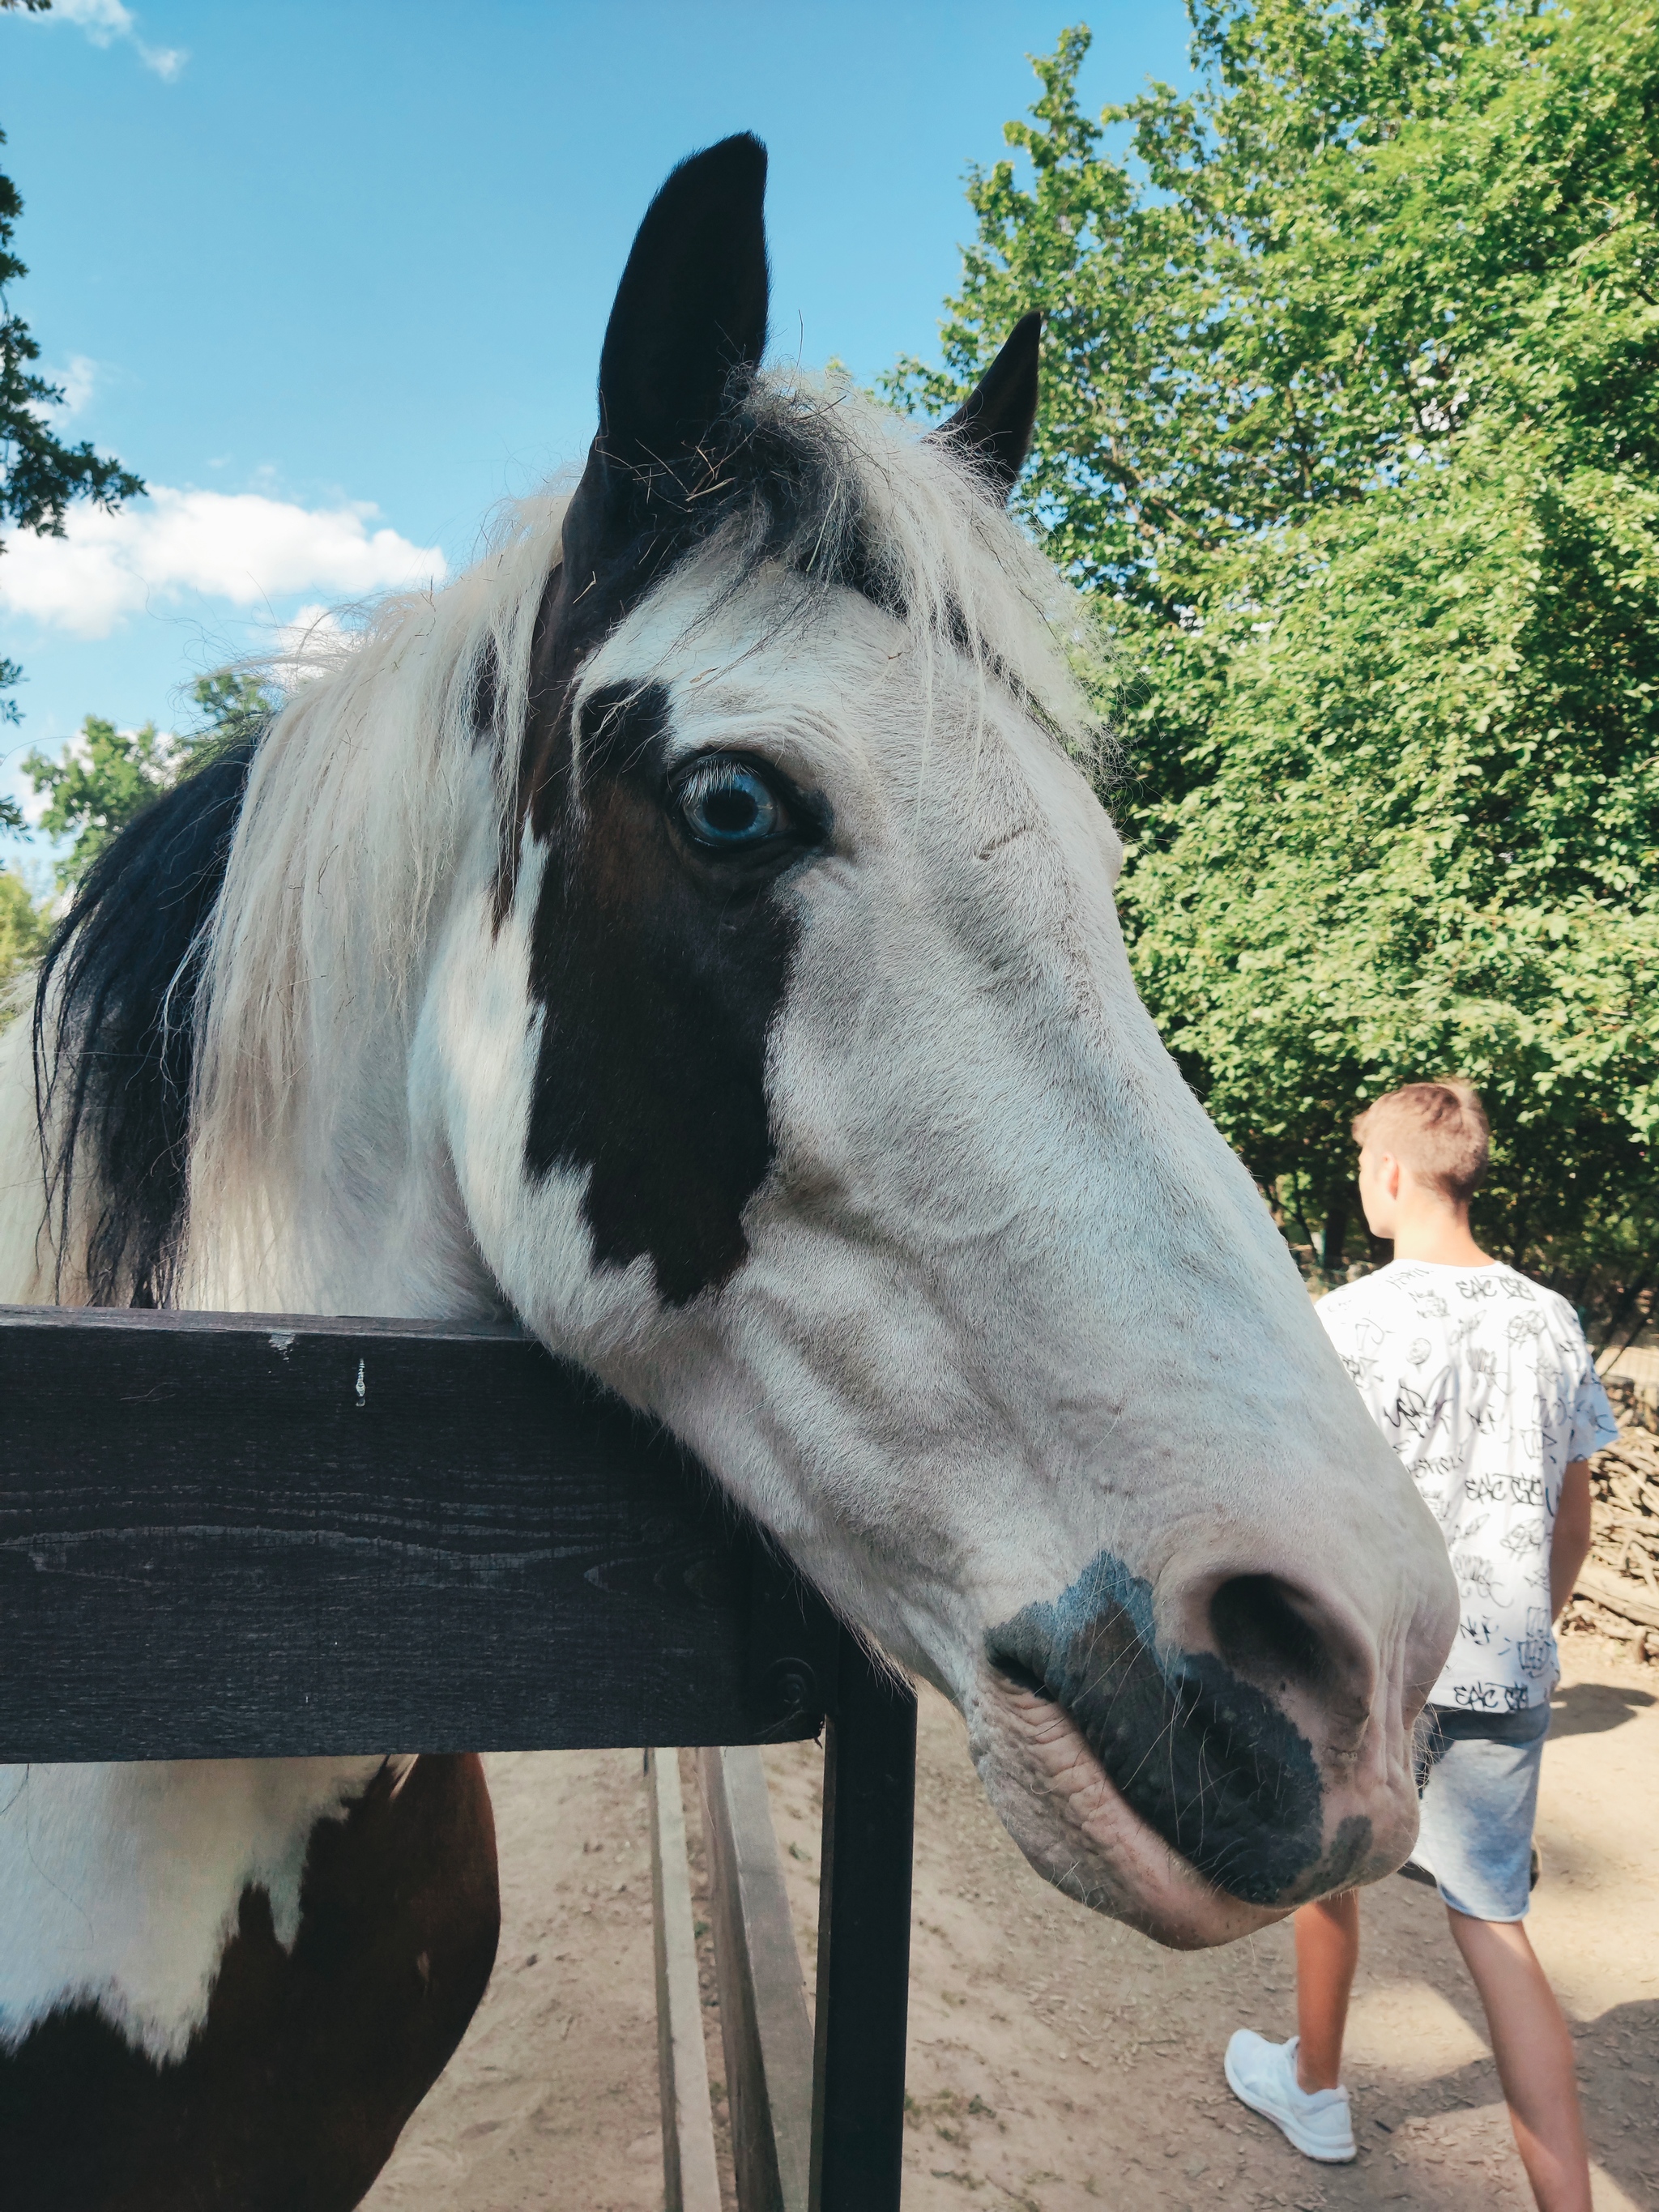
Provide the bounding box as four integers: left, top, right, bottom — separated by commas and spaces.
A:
180, 1110, 501, 1325
179, 901, 511, 1320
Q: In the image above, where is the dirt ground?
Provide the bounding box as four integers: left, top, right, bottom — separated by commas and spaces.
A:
365, 1634, 1659, 2212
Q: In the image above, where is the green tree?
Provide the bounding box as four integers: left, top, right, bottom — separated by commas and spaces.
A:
889, 2, 1659, 1337
0, 857, 43, 1012
27, 715, 177, 886
23, 673, 277, 887
2, 0, 144, 719
186, 670, 280, 755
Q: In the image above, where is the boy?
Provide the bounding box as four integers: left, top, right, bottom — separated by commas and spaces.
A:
1224, 1080, 1617, 2212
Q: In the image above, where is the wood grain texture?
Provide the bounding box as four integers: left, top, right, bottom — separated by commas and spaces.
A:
1576, 1562, 1659, 1630
0, 1306, 821, 1761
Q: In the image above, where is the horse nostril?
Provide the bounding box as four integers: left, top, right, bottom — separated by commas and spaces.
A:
988, 1559, 1350, 1904
1209, 1575, 1337, 1699
989, 1651, 1056, 1701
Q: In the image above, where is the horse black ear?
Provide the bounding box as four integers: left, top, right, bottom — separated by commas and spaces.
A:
595, 134, 770, 484
932, 311, 1042, 500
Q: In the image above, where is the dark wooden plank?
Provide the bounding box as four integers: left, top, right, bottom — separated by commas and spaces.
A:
698, 1745, 815, 2212
808, 1639, 917, 2212
0, 1306, 821, 1761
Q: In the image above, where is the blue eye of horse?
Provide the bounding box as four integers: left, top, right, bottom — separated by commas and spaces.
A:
677, 759, 783, 848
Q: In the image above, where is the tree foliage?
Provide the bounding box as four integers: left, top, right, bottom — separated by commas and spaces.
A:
1, 671, 273, 1024
888, 1, 1659, 1335
23, 674, 276, 887
0, 858, 43, 1011
0, 143, 140, 541
25, 715, 177, 888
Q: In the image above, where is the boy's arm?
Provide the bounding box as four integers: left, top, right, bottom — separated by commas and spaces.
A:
1550, 1459, 1593, 1622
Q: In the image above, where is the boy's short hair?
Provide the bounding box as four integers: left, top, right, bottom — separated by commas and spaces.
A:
1353, 1080, 1490, 1205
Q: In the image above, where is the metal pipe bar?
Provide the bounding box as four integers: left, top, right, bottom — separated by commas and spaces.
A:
808, 1637, 917, 2212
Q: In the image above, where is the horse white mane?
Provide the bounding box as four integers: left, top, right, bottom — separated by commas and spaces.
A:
173, 373, 1104, 1310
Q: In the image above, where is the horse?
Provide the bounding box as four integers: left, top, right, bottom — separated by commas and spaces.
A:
0, 135, 1456, 2209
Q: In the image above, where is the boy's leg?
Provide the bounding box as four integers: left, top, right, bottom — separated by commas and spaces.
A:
1225, 1887, 1358, 2160
1224, 1894, 1358, 2164
1414, 1705, 1587, 2207
1446, 1907, 1590, 2212
1294, 1891, 1359, 2091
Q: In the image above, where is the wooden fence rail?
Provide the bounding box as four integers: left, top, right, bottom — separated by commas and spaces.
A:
0, 1306, 915, 2211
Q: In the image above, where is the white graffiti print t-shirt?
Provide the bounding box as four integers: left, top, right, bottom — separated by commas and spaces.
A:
1317, 1260, 1617, 1713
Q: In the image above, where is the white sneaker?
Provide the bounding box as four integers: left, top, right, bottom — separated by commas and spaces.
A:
1224, 2030, 1356, 2162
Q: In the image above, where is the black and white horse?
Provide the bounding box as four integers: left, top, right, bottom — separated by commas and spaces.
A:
0, 138, 1455, 2208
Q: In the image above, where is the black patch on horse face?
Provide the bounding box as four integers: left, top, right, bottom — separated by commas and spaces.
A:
496, 137, 840, 1305
32, 737, 261, 1306
522, 680, 817, 1307
499, 137, 1038, 1306
990, 1550, 1346, 1906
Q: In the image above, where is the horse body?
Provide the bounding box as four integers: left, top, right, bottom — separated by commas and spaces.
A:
0, 134, 1456, 2206
0, 1750, 497, 2209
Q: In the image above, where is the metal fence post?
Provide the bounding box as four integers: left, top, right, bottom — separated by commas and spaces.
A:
808, 1634, 917, 2212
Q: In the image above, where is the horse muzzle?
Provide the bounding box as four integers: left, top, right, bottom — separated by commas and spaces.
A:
967, 1543, 1439, 1945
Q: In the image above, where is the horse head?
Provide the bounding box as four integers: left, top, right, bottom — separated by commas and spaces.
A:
32, 137, 1454, 1953
405, 136, 1456, 1943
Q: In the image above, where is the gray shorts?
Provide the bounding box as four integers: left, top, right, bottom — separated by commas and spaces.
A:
1405, 1702, 1550, 1922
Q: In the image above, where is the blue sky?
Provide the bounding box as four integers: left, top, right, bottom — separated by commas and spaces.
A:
2, 0, 1193, 861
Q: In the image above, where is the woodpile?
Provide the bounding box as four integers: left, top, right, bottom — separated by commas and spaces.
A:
1567, 1422, 1659, 1652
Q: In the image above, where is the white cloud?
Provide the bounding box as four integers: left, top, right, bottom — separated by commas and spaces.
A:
265, 601, 360, 684
43, 355, 99, 421
0, 486, 447, 638
273, 602, 348, 652
49, 0, 134, 36
37, 0, 186, 79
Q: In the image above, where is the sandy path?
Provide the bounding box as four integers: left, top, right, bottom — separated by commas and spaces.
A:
360, 1745, 663, 2212
366, 1639, 1658, 2210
